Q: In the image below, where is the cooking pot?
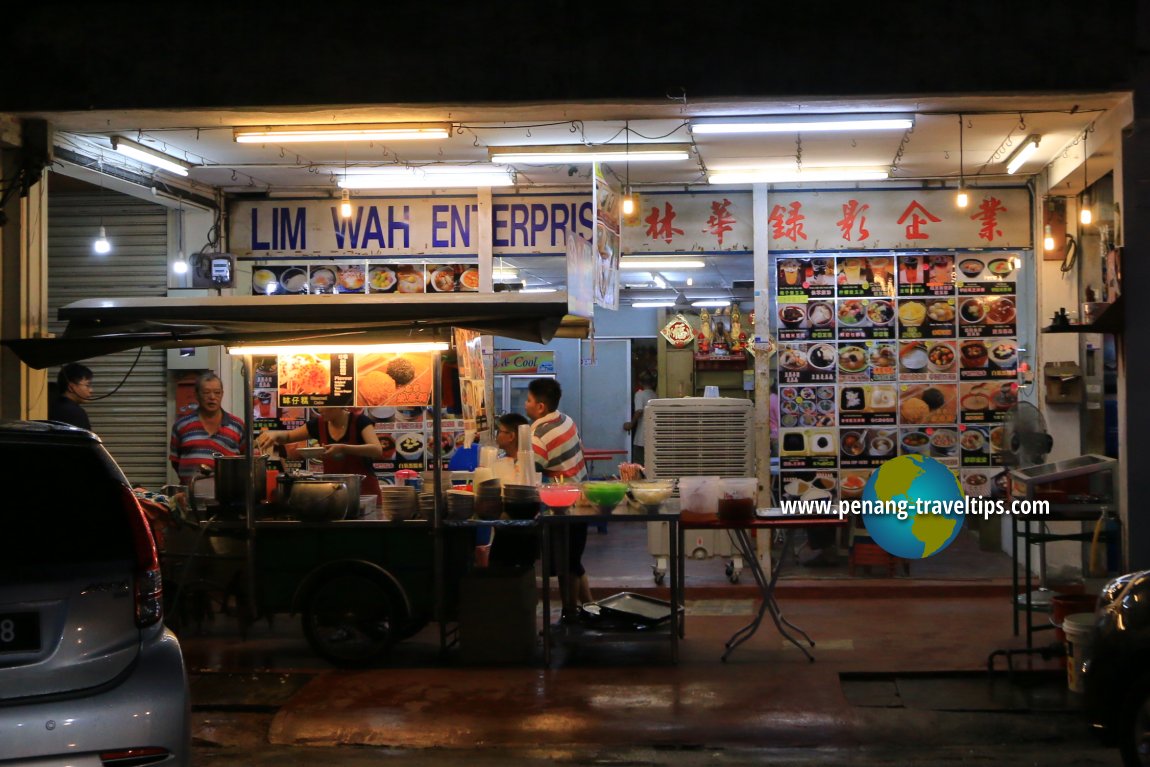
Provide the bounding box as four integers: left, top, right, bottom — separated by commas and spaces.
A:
276, 473, 361, 521
213, 453, 268, 509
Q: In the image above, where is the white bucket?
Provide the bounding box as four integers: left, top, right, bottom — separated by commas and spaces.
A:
1063, 612, 1096, 693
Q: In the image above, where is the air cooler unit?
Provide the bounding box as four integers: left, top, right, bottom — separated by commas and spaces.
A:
644, 397, 756, 584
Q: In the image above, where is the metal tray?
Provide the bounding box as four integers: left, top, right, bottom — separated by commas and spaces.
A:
586, 592, 679, 626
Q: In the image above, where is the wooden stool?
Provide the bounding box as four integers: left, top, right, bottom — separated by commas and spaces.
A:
848, 540, 910, 576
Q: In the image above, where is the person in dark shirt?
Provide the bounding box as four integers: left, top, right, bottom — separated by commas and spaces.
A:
48, 363, 93, 430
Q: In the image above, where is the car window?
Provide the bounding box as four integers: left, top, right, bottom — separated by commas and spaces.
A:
0, 444, 135, 571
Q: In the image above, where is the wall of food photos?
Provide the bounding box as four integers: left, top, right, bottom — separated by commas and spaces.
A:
249, 262, 479, 295
773, 253, 1024, 507
251, 351, 467, 485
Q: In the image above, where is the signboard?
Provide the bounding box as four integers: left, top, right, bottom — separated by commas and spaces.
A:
593, 164, 622, 310
231, 193, 594, 257
623, 191, 753, 253
493, 350, 555, 375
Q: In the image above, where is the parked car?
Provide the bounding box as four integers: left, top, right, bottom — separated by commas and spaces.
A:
0, 421, 190, 766
1083, 569, 1150, 766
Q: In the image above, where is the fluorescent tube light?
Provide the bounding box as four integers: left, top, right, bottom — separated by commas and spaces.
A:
489, 144, 691, 164
692, 115, 913, 134
228, 342, 449, 356
691, 300, 731, 308
619, 259, 706, 269
492, 268, 518, 280
708, 167, 888, 184
339, 165, 515, 188
520, 287, 558, 294
234, 123, 452, 143
110, 136, 193, 176
631, 301, 677, 308
1005, 135, 1041, 175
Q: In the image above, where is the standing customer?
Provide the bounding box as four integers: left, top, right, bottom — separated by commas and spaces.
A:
527, 378, 590, 617
488, 411, 535, 569
623, 371, 656, 467
256, 407, 383, 501
169, 372, 247, 485
49, 362, 94, 430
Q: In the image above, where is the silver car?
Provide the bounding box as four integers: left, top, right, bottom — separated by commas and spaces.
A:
0, 421, 189, 766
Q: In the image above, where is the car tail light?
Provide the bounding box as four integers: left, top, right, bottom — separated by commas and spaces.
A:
121, 485, 163, 627
99, 746, 172, 766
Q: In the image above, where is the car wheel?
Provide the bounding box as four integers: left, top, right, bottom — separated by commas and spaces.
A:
302, 572, 396, 667
1120, 676, 1150, 766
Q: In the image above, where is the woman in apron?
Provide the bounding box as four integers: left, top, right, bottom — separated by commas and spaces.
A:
256, 407, 383, 501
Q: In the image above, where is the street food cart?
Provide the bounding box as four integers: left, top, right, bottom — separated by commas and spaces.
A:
6, 293, 589, 665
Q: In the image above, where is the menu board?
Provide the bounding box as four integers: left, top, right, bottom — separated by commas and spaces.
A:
251, 261, 478, 295
773, 252, 1021, 501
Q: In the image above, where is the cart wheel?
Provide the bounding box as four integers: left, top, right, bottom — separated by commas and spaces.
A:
653, 570, 666, 586
302, 572, 396, 667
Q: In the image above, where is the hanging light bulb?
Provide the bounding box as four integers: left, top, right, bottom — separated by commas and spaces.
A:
1043, 225, 1056, 252
1079, 126, 1092, 225
622, 191, 635, 216
93, 225, 111, 255
340, 189, 353, 219
173, 249, 188, 274
621, 120, 635, 216
955, 114, 969, 209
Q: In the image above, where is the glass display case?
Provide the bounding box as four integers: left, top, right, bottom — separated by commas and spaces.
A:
1008, 454, 1120, 648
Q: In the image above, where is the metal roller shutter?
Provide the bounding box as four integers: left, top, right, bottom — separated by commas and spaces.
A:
48, 191, 169, 489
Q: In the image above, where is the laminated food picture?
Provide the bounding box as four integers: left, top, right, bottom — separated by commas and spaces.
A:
356, 352, 436, 407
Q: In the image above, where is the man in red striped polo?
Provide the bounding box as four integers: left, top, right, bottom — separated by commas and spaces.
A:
526, 377, 590, 618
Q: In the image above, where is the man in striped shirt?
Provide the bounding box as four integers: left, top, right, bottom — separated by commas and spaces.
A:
169, 372, 247, 486
527, 378, 590, 617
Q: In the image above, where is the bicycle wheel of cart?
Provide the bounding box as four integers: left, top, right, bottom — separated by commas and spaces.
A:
302, 571, 399, 667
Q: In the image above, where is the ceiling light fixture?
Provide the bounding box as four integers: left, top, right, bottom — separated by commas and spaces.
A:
690, 114, 914, 135
234, 123, 452, 143
707, 167, 888, 184
339, 189, 353, 219
92, 225, 111, 255
1005, 135, 1041, 175
691, 299, 731, 308
338, 165, 515, 188
631, 301, 677, 308
228, 342, 450, 356
619, 258, 706, 269
956, 114, 969, 209
173, 202, 187, 275
519, 287, 558, 294
1080, 127, 1093, 225
110, 136, 193, 176
488, 144, 691, 164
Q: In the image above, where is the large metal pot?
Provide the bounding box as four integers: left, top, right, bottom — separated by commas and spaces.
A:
276, 473, 361, 521
214, 453, 267, 509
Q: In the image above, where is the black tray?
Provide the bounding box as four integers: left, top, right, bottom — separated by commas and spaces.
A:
584, 592, 680, 626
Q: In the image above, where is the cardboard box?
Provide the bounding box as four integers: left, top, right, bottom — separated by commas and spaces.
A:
1044, 361, 1084, 404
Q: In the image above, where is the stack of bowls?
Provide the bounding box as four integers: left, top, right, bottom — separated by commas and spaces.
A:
418, 492, 437, 519
474, 479, 504, 520
503, 484, 541, 520
380, 485, 418, 521
445, 490, 475, 520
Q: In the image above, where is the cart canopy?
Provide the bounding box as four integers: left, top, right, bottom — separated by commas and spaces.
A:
4, 293, 591, 369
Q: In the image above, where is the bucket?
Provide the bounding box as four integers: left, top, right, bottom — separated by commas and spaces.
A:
718, 477, 758, 522
1051, 593, 1098, 644
1063, 612, 1096, 693
679, 476, 721, 516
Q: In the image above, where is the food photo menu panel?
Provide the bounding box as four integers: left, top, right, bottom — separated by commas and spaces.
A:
772, 252, 1022, 502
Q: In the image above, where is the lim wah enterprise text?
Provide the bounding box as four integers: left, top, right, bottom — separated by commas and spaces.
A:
782, 498, 1051, 522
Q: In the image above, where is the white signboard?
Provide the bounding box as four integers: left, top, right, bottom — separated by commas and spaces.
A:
230, 194, 594, 257
623, 190, 754, 253
764, 188, 1031, 251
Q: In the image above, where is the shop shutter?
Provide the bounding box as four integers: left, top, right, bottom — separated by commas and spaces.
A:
47, 191, 170, 489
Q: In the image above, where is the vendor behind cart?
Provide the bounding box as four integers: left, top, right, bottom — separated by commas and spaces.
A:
256, 407, 383, 501
170, 372, 247, 485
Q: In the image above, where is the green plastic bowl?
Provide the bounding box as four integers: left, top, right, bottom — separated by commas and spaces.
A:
581, 481, 629, 511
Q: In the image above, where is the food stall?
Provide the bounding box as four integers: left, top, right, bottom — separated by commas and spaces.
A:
5, 292, 590, 665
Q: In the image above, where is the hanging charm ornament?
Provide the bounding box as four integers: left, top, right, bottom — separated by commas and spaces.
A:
660, 314, 695, 348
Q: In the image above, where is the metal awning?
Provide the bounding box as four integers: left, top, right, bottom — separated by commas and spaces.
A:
4, 293, 591, 369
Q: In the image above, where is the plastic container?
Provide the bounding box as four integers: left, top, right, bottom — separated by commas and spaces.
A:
1063, 612, 1097, 693
678, 476, 721, 516
1051, 593, 1098, 643
718, 477, 758, 521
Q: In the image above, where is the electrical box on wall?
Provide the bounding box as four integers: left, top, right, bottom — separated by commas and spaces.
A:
191, 253, 236, 289
166, 346, 214, 370
1044, 360, 1084, 404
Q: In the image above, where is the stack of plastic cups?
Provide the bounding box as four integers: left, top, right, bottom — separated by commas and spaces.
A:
516, 423, 538, 486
